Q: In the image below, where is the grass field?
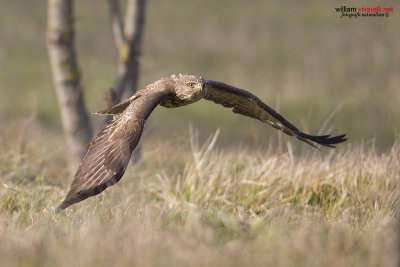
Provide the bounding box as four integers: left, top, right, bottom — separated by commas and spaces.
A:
0, 0, 399, 266
0, 122, 399, 266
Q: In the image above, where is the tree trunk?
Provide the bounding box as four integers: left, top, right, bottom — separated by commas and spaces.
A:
46, 0, 92, 174
107, 0, 147, 163
109, 0, 147, 103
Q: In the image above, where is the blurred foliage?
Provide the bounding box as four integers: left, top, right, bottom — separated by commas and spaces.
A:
0, 0, 399, 149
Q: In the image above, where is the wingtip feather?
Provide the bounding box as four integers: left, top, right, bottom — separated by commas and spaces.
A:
55, 201, 70, 213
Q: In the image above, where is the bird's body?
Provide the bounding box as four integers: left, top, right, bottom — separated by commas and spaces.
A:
56, 74, 346, 212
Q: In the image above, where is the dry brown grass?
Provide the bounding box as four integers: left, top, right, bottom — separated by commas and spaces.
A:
0, 121, 398, 266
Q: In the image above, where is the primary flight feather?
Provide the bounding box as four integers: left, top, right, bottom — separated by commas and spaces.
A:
56, 73, 346, 212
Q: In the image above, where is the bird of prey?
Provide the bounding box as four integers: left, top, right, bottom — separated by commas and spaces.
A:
56, 73, 346, 212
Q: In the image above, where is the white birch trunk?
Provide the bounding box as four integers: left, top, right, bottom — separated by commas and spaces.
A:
46, 0, 92, 173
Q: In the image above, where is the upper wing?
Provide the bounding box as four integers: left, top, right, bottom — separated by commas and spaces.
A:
203, 80, 346, 148
57, 90, 171, 212
95, 95, 139, 115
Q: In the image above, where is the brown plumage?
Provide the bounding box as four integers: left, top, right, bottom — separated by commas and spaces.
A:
56, 73, 346, 212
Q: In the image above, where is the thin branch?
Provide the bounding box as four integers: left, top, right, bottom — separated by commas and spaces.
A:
107, 0, 125, 49
112, 0, 147, 104
124, 0, 146, 96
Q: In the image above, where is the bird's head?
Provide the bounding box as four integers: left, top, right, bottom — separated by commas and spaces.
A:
160, 73, 207, 107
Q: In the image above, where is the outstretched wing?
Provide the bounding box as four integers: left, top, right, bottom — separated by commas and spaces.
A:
204, 80, 346, 148
56, 115, 141, 212
57, 91, 171, 212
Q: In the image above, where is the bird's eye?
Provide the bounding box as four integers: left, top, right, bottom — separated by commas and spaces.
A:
188, 82, 195, 88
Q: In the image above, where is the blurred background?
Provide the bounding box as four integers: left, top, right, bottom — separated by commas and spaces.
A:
0, 0, 399, 152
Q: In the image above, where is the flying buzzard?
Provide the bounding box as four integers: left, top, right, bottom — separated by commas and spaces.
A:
56, 73, 346, 212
